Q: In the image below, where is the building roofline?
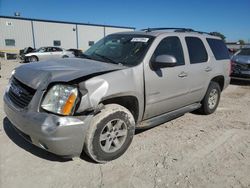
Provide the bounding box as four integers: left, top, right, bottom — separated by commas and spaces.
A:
0, 15, 135, 30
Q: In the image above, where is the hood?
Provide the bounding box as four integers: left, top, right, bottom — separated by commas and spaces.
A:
14, 58, 124, 89
232, 55, 250, 64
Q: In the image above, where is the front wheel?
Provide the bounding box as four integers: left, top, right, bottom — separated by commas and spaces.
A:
29, 56, 38, 62
84, 104, 135, 163
199, 81, 221, 115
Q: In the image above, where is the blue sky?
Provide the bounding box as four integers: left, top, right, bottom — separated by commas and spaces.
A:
0, 0, 249, 42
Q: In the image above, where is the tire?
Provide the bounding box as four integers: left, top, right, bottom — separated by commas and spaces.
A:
29, 56, 38, 62
84, 104, 135, 163
199, 81, 221, 115
62, 55, 69, 58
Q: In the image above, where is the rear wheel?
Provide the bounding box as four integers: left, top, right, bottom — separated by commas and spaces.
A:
84, 104, 135, 163
199, 81, 221, 115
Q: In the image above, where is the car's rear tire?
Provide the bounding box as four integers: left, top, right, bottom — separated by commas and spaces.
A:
29, 56, 38, 62
62, 55, 69, 58
198, 81, 221, 115
84, 104, 135, 163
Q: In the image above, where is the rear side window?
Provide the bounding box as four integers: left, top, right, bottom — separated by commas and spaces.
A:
185, 37, 208, 64
206, 38, 230, 60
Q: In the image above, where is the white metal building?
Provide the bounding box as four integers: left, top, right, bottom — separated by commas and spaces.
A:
0, 16, 135, 53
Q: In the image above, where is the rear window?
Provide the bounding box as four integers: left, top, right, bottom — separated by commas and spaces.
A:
206, 38, 230, 60
185, 37, 208, 64
237, 48, 250, 56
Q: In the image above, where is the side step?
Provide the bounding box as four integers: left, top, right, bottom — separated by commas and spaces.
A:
137, 103, 201, 129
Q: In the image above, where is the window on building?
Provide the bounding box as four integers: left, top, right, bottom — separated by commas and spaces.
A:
5, 39, 15, 46
185, 37, 208, 64
53, 40, 61, 46
89, 41, 95, 46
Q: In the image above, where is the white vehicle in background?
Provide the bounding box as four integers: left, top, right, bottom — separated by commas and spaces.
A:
22, 46, 75, 63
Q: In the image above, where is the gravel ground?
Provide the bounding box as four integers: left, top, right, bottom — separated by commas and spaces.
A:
0, 60, 250, 188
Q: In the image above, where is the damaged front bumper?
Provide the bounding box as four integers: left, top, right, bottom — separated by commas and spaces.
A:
4, 93, 92, 158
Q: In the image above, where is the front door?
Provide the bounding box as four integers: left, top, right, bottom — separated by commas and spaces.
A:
143, 36, 190, 119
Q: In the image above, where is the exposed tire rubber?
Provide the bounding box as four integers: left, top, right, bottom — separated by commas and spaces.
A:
198, 81, 221, 115
62, 55, 69, 58
84, 104, 135, 163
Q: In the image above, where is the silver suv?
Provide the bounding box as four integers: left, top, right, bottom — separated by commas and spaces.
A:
4, 28, 231, 163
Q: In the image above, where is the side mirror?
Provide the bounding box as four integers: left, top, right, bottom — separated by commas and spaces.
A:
151, 55, 177, 69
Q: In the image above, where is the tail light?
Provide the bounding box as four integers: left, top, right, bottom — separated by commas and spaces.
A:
229, 60, 235, 76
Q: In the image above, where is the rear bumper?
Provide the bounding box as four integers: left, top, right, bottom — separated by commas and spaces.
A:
4, 93, 92, 157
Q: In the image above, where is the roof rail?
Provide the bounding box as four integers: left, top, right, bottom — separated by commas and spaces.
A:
141, 28, 194, 32
141, 27, 215, 36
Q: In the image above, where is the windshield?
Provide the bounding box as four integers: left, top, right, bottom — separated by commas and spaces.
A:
84, 34, 154, 66
237, 48, 250, 56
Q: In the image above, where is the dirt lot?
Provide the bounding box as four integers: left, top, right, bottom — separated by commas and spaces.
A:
0, 60, 250, 188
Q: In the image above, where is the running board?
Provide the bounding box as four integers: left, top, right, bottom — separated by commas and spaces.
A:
137, 103, 201, 129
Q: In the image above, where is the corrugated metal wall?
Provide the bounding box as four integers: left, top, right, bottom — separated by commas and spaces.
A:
0, 16, 134, 52
77, 25, 104, 51
33, 21, 77, 49
0, 18, 34, 52
105, 27, 134, 36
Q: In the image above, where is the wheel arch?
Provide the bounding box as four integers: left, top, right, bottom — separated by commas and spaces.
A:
101, 95, 140, 123
210, 75, 225, 91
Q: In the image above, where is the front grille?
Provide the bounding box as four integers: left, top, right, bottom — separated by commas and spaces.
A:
8, 77, 36, 108
235, 63, 250, 71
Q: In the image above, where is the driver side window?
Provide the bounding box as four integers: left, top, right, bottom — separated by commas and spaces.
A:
152, 36, 185, 66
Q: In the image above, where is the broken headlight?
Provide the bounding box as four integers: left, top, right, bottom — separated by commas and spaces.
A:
41, 84, 78, 115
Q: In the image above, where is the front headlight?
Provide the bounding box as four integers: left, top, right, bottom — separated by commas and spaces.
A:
41, 84, 78, 115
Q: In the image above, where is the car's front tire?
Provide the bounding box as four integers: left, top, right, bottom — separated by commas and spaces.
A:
84, 104, 135, 163
29, 56, 38, 62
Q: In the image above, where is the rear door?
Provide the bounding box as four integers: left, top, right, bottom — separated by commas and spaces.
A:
143, 36, 190, 119
184, 36, 211, 103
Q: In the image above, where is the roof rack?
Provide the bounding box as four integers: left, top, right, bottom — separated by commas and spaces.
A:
141, 27, 215, 36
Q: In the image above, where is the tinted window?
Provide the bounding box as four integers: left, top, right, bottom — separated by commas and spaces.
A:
207, 38, 230, 60
53, 47, 62, 52
152, 36, 185, 66
5, 39, 15, 46
237, 48, 250, 56
53, 40, 61, 46
185, 37, 208, 64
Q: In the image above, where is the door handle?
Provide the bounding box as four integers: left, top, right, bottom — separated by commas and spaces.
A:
178, 72, 188, 78
205, 66, 212, 72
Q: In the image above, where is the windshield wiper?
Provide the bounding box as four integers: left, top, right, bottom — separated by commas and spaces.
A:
93, 52, 118, 65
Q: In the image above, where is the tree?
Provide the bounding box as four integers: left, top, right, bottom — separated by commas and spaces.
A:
238, 40, 245, 45
210, 32, 226, 42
